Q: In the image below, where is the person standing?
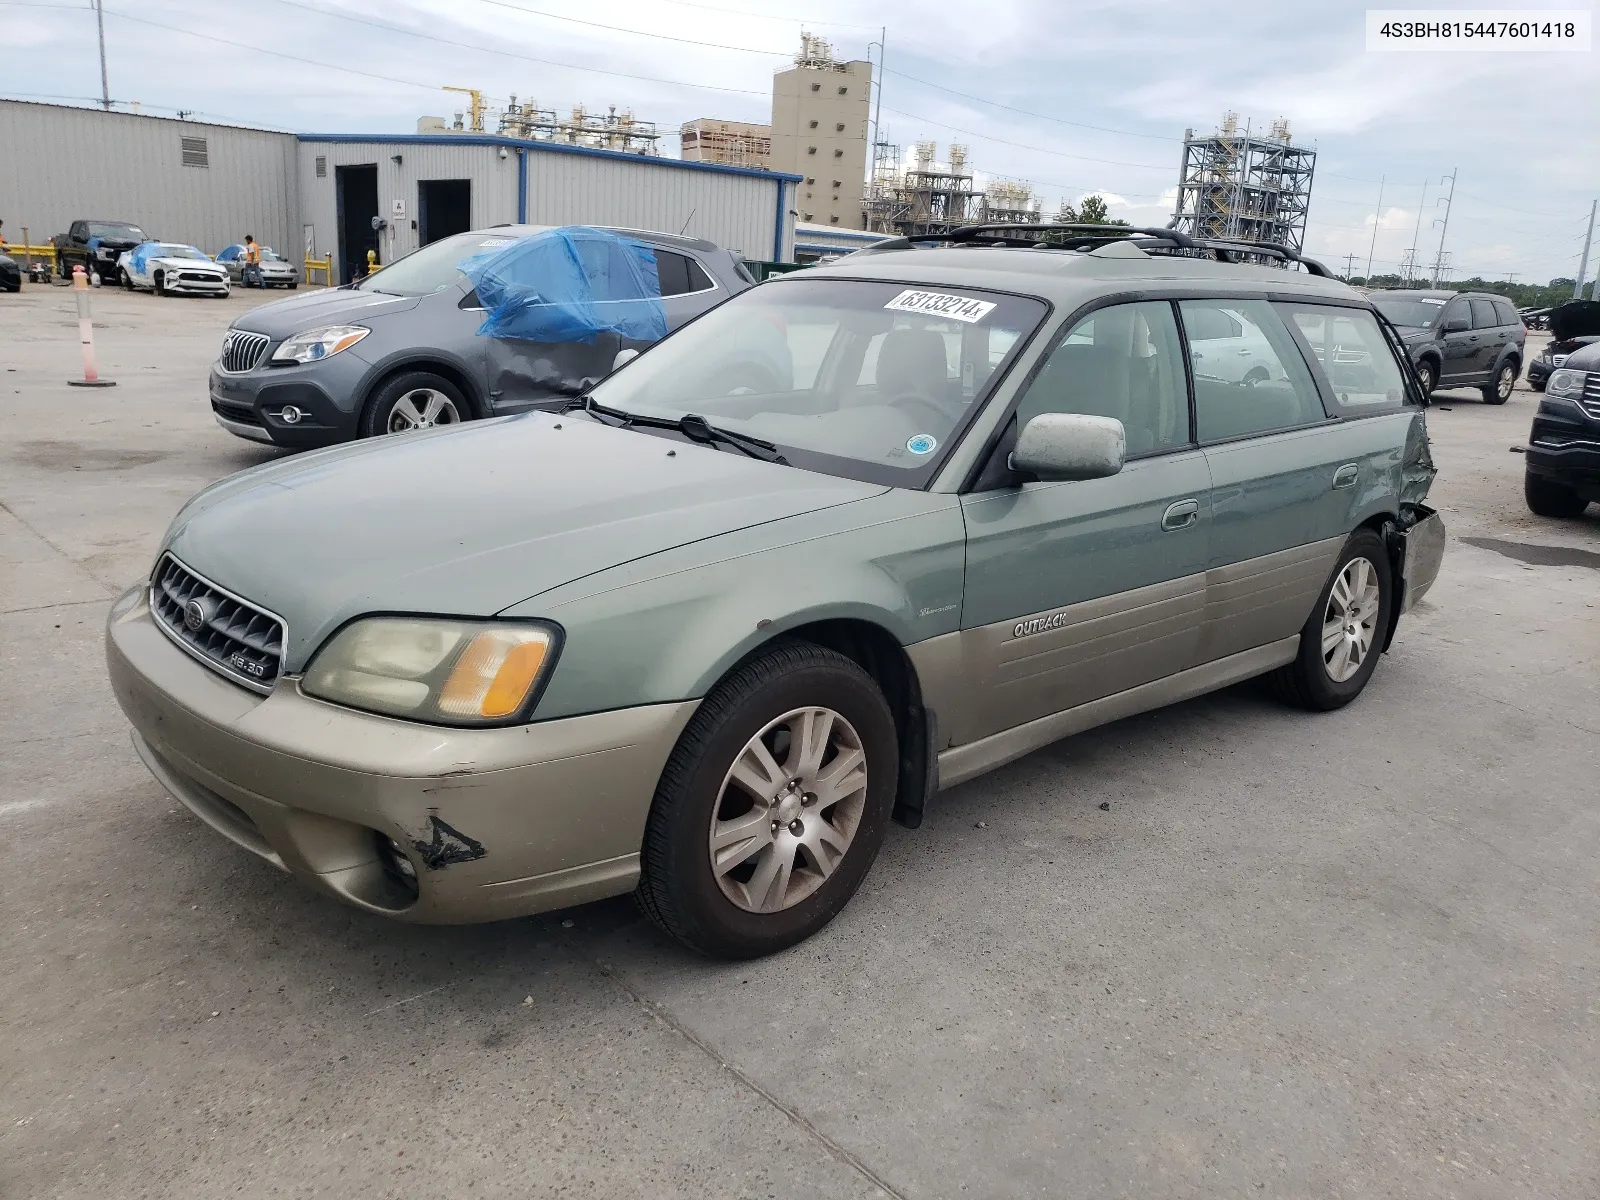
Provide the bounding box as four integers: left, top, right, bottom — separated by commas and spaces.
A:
242, 234, 262, 287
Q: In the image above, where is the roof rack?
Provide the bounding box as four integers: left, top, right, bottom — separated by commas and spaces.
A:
859, 222, 1332, 278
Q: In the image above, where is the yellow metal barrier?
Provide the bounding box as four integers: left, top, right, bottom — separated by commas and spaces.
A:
1, 243, 58, 260
365, 249, 381, 275
303, 254, 333, 286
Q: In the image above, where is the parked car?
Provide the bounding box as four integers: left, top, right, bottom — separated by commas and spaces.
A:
53, 219, 150, 282
217, 243, 299, 289
208, 224, 754, 448
1367, 289, 1525, 402
116, 242, 230, 297
1524, 338, 1600, 517
108, 224, 1444, 958
0, 251, 19, 293
1526, 299, 1600, 391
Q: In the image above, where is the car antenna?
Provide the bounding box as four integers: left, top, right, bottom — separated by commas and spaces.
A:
679, 208, 697, 236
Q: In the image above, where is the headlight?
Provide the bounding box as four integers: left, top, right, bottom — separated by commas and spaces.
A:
1547, 369, 1587, 398
301, 618, 560, 725
271, 324, 370, 364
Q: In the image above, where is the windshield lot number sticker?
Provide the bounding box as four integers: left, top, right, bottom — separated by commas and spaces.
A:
884, 289, 996, 324
906, 434, 937, 455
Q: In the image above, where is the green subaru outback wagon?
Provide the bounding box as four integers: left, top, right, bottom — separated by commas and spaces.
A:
107, 225, 1444, 958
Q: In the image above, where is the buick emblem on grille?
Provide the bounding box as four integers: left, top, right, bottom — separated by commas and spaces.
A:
183, 596, 215, 632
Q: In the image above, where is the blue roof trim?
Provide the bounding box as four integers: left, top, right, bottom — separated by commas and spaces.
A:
296, 132, 805, 183
772, 180, 786, 263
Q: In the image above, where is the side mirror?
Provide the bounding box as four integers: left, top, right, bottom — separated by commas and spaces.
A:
612, 348, 640, 372
1442, 316, 1469, 333
1010, 413, 1125, 482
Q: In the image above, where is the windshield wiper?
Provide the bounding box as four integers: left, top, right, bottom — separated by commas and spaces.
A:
564, 398, 786, 464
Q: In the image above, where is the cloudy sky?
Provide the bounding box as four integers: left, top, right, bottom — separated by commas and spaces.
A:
6, 0, 1597, 282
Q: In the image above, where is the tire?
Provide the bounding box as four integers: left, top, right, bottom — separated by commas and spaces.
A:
56, 254, 69, 282
153, 271, 166, 297
636, 641, 899, 959
1530, 378, 1546, 393
120, 268, 133, 290
1268, 528, 1394, 712
1482, 361, 1516, 405
1524, 471, 1590, 518
1414, 360, 1436, 398
359, 371, 471, 437
288, 282, 298, 289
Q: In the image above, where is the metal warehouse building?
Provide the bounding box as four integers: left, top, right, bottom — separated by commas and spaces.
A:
0, 101, 800, 282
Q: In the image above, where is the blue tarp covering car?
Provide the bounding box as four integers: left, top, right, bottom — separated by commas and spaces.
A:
458, 227, 668, 345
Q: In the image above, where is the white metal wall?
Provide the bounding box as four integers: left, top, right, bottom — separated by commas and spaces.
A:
295, 139, 520, 274
523, 146, 789, 262
0, 101, 298, 256
297, 137, 795, 273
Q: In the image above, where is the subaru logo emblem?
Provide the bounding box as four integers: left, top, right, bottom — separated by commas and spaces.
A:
183, 597, 211, 632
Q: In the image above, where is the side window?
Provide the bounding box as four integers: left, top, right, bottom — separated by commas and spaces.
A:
1279, 303, 1411, 416
1491, 299, 1519, 327
1470, 298, 1499, 329
1014, 301, 1190, 457
71, 221, 86, 241
653, 250, 691, 297
684, 257, 714, 292
1179, 299, 1326, 443
1441, 298, 1469, 329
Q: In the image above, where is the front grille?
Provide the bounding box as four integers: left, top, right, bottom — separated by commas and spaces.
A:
1581, 375, 1600, 422
179, 271, 224, 284
219, 329, 270, 374
149, 554, 286, 694
210, 397, 263, 426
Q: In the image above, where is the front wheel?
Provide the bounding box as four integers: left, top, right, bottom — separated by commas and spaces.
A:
1268, 529, 1394, 711
1524, 471, 1590, 518
1483, 362, 1516, 405
636, 641, 899, 959
360, 371, 470, 437
153, 271, 166, 296
1414, 360, 1436, 398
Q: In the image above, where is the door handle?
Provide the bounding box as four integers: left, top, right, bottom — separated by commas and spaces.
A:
1332, 463, 1359, 489
1161, 499, 1200, 531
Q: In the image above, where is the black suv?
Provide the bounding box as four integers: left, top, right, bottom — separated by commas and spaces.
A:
1368, 289, 1525, 403
1527, 299, 1600, 391
1525, 338, 1600, 518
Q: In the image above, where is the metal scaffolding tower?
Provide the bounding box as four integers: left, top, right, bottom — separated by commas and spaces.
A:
862, 142, 1039, 236
1172, 113, 1316, 263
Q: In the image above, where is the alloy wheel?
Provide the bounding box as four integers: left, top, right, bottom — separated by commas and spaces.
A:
708, 706, 868, 914
1496, 366, 1514, 400
386, 388, 462, 433
1321, 556, 1381, 683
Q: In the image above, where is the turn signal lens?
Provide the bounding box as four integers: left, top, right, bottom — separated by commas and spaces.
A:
438, 629, 552, 719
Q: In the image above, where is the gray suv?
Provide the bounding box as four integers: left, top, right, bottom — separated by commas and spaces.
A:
209, 225, 753, 448
1368, 289, 1525, 403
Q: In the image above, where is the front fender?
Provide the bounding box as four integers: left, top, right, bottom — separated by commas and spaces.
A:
506, 489, 968, 721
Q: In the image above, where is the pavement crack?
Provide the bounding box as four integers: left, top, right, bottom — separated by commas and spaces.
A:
550, 923, 907, 1200
0, 498, 120, 596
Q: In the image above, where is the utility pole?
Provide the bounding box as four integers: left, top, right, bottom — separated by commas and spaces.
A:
94, 0, 110, 110
1405, 180, 1428, 285
1429, 169, 1457, 288
1342, 252, 1359, 280
869, 26, 885, 164
1364, 173, 1385, 281
1574, 198, 1596, 299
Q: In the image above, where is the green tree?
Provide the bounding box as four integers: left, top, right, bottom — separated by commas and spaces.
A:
1056, 194, 1129, 228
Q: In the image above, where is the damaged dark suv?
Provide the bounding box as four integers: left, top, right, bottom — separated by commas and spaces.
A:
1525, 337, 1600, 517
1527, 299, 1600, 392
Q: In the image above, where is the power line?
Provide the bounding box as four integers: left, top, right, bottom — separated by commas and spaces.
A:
642, 0, 880, 29
881, 66, 1178, 142
472, 0, 791, 56
878, 103, 1172, 170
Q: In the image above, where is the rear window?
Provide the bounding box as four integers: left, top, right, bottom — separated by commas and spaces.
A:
1278, 303, 1411, 416
1492, 299, 1519, 326
1470, 299, 1499, 330
653, 249, 715, 296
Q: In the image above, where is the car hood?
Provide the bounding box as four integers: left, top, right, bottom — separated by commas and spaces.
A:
1549, 299, 1600, 341
231, 287, 422, 337
162, 412, 886, 670
155, 257, 225, 272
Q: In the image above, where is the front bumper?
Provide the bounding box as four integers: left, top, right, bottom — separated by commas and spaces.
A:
165, 275, 230, 295
1527, 399, 1600, 501
209, 354, 367, 447
106, 585, 696, 923
1527, 357, 1552, 386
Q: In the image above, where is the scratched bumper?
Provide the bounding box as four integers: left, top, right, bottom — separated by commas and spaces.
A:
105, 585, 696, 923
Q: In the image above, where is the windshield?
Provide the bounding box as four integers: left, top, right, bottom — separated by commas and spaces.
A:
356, 230, 522, 296
259, 248, 285, 262
159, 244, 209, 260
586, 277, 1048, 487
89, 222, 146, 241
1369, 294, 1449, 328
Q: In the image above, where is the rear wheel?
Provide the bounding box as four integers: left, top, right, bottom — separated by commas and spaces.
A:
1268, 528, 1393, 711
360, 371, 470, 437
1483, 361, 1516, 404
636, 641, 898, 959
1524, 471, 1590, 518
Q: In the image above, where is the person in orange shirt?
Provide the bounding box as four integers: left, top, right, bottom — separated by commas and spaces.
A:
242, 234, 262, 287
